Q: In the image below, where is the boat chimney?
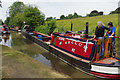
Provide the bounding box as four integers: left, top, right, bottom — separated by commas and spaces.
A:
71, 22, 73, 31
86, 22, 88, 38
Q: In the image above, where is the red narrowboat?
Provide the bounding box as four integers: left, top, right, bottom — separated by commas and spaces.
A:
22, 24, 120, 79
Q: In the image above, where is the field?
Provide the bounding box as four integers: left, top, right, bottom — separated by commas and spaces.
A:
55, 14, 120, 50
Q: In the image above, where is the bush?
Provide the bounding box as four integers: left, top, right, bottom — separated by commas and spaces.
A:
35, 20, 57, 35
87, 13, 100, 17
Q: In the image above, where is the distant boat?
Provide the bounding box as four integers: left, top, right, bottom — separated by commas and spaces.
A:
0, 25, 10, 34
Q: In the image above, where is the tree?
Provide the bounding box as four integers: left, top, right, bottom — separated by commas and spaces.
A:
98, 11, 103, 15
9, 1, 25, 17
4, 17, 10, 25
46, 20, 57, 35
13, 13, 24, 27
6, 1, 25, 27
23, 5, 45, 27
110, 7, 120, 14
0, 19, 3, 25
90, 10, 98, 14
60, 15, 65, 19
5, 1, 45, 28
67, 14, 73, 19
73, 12, 79, 18
35, 20, 57, 35
87, 10, 103, 17
46, 17, 53, 21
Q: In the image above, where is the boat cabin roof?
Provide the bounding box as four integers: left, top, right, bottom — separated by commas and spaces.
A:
53, 32, 96, 41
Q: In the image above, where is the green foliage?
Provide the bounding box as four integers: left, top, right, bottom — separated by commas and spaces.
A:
110, 7, 120, 14
110, 11, 120, 14
73, 12, 79, 18
46, 20, 57, 35
87, 10, 104, 17
36, 20, 57, 35
5, 13, 24, 27
9, 1, 25, 17
60, 15, 66, 20
67, 14, 73, 19
4, 17, 10, 25
23, 5, 45, 27
60, 12, 82, 20
13, 13, 24, 27
5, 1, 25, 27
0, 19, 3, 25
46, 17, 53, 21
87, 13, 100, 17
5, 1, 45, 28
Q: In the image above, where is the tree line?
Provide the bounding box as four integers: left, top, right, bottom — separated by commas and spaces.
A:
4, 1, 57, 35
4, 1, 45, 27
4, 1, 120, 25
0, 19, 3, 25
46, 7, 120, 21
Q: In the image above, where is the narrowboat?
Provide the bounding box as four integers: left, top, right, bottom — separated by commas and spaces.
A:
22, 23, 120, 79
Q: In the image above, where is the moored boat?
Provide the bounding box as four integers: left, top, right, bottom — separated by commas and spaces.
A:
0, 25, 10, 34
22, 24, 120, 79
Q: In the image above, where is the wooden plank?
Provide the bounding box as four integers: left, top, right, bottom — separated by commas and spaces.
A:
96, 39, 101, 61
104, 38, 111, 58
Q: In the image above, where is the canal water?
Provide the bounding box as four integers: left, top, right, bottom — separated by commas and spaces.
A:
0, 32, 112, 79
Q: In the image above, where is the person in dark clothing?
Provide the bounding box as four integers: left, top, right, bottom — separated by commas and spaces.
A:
94, 21, 110, 57
3, 25, 7, 31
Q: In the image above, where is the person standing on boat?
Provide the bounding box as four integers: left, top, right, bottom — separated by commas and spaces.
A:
105, 22, 116, 57
94, 21, 110, 57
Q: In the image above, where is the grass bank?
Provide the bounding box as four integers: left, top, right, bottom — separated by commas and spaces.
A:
2, 45, 69, 78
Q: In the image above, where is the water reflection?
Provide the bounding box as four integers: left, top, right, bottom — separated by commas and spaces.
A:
34, 54, 52, 67
0, 34, 11, 48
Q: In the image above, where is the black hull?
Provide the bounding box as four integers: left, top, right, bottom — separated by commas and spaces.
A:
22, 32, 91, 73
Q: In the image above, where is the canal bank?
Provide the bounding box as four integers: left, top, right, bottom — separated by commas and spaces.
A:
2, 45, 69, 78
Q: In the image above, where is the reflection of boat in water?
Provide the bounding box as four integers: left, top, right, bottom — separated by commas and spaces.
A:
0, 36, 2, 41
22, 23, 120, 79
0, 34, 11, 48
2, 34, 10, 43
2, 31, 10, 34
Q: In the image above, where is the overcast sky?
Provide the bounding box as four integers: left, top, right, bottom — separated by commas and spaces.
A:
0, 0, 120, 21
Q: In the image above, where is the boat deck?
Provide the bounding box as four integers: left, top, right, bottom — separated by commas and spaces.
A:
94, 57, 119, 64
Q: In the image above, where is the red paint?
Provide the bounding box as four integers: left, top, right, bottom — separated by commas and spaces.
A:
90, 71, 120, 79
32, 32, 51, 42
37, 32, 51, 38
50, 35, 54, 44
55, 36, 94, 58
35, 36, 38, 38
